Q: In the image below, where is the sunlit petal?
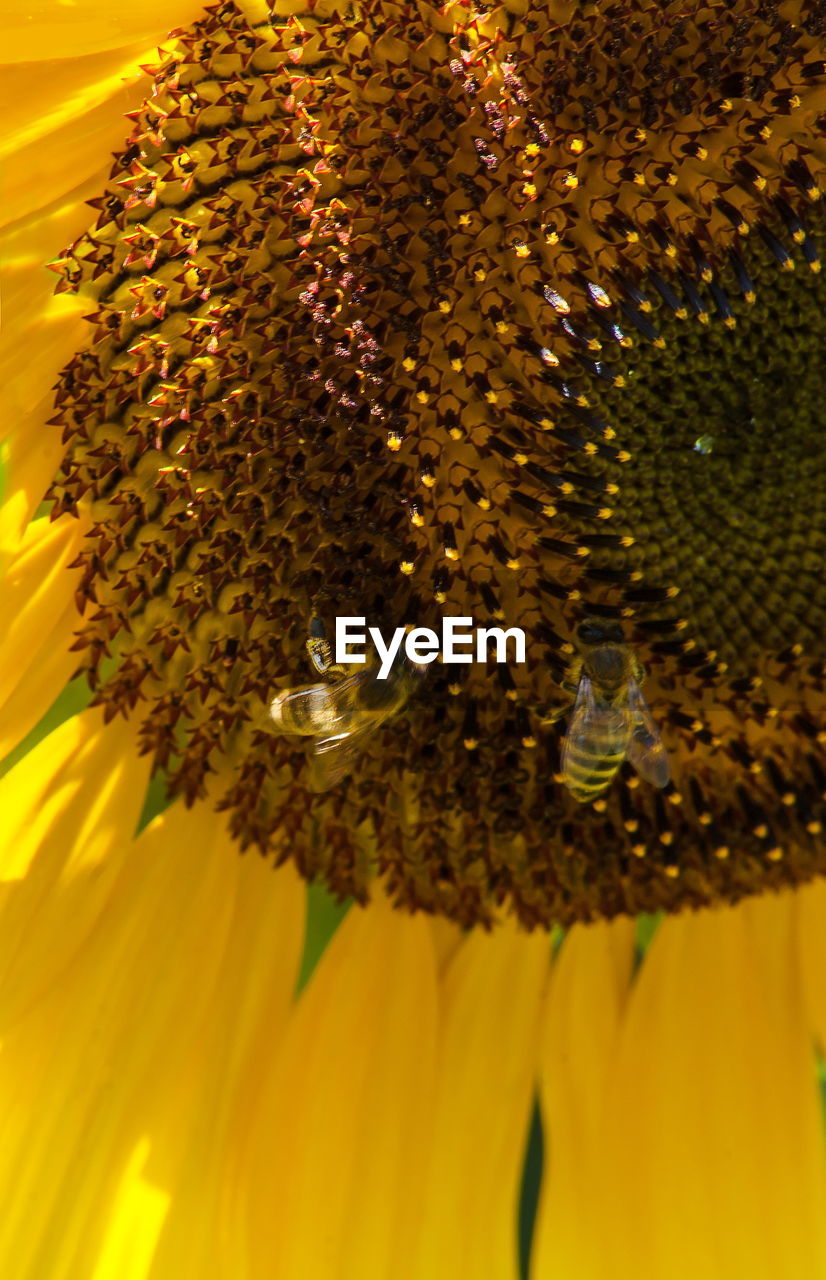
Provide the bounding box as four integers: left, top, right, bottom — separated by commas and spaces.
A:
590, 897, 826, 1279
245, 893, 438, 1279
0, 708, 150, 1021
407, 922, 550, 1279
3, 2, 205, 62
533, 916, 636, 1278
0, 797, 305, 1280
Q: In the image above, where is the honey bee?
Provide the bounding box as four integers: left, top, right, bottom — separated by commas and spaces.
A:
560, 619, 670, 802
270, 617, 425, 792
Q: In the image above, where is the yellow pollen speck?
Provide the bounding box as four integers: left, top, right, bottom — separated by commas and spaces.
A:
400, 559, 415, 575
767, 846, 784, 862
542, 504, 557, 517
811, 259, 823, 273
514, 242, 531, 257
450, 358, 463, 372
387, 432, 403, 452
458, 212, 472, 227
438, 299, 451, 313
522, 183, 537, 198
495, 320, 509, 334
445, 546, 460, 561
506, 557, 521, 570
664, 865, 680, 878
597, 507, 613, 520
434, 589, 447, 604
568, 137, 586, 154
478, 496, 492, 510
402, 357, 416, 372
562, 172, 579, 190
513, 451, 529, 465
421, 474, 436, 489
525, 143, 540, 158
474, 267, 487, 281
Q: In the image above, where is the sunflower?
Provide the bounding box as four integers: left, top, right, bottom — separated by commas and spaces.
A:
4, 0, 826, 1275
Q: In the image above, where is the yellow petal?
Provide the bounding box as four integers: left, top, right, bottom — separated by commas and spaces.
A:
1, 184, 108, 421
245, 893, 438, 1279
533, 915, 636, 1278
3, 75, 155, 231
0, 514, 85, 722
0, 707, 151, 1023
575, 895, 826, 1280
795, 877, 826, 1053
0, 632, 83, 766
3, 3, 205, 62
407, 921, 550, 1280
0, 797, 305, 1280
0, 405, 67, 548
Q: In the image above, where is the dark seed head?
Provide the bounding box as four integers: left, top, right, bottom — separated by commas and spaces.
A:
46, 0, 826, 928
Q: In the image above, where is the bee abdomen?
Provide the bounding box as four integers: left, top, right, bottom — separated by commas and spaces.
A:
563, 739, 626, 800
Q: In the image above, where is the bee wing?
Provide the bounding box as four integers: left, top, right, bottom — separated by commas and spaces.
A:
561, 673, 629, 764
561, 673, 593, 777
627, 678, 670, 788
308, 728, 367, 793
270, 669, 366, 737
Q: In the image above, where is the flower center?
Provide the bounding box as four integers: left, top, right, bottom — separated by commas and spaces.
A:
571, 231, 826, 668
46, 0, 826, 927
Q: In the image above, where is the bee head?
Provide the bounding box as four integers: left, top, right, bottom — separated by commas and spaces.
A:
576, 618, 625, 647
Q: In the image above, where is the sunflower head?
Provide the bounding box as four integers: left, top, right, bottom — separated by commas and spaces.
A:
45, 0, 826, 926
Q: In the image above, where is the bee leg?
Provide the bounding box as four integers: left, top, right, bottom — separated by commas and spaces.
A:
306, 614, 345, 676
539, 704, 570, 727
